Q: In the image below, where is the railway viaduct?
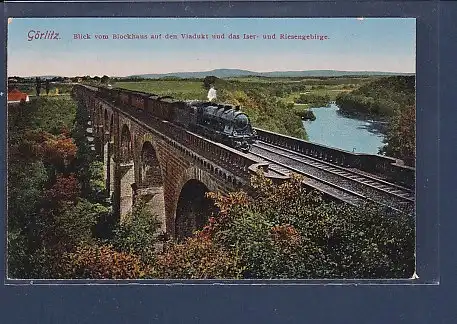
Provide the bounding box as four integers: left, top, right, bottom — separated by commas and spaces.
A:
73, 85, 283, 239
73, 85, 415, 238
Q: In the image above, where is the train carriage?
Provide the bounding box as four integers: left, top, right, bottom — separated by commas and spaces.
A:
119, 92, 131, 107
146, 94, 160, 115
157, 96, 178, 121
95, 85, 257, 152
174, 101, 197, 128
130, 92, 148, 111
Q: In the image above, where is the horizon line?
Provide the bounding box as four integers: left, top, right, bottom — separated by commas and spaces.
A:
8, 68, 416, 78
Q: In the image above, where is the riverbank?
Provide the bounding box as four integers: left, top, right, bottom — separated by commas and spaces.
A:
336, 108, 389, 134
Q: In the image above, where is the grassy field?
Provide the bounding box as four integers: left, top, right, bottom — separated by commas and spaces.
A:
283, 88, 352, 104
114, 80, 207, 101
114, 78, 366, 106
229, 77, 368, 106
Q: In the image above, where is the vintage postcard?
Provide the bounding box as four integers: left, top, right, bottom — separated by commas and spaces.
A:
6, 17, 416, 281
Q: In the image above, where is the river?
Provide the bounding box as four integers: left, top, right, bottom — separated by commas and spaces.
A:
302, 104, 387, 155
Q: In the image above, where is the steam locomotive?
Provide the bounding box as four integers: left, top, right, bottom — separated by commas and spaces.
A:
97, 86, 257, 152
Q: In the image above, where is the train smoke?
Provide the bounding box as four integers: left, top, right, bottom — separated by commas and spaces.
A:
207, 86, 217, 101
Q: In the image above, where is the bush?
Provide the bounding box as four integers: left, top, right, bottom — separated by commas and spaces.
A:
296, 93, 330, 107
59, 244, 152, 279
204, 172, 415, 279
293, 106, 316, 121
87, 161, 107, 201
45, 174, 81, 202
51, 199, 109, 248
7, 229, 29, 278
111, 201, 162, 264
153, 236, 243, 279
7, 160, 48, 230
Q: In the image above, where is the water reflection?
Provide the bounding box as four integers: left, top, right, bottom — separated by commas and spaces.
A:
302, 104, 387, 154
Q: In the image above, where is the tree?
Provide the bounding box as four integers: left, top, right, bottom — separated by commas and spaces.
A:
35, 77, 41, 96
154, 236, 243, 279
45, 174, 81, 202
7, 229, 29, 278
46, 79, 50, 95
296, 93, 330, 107
111, 200, 162, 264
42, 135, 78, 168
51, 198, 109, 249
202, 172, 414, 279
203, 76, 218, 90
7, 160, 48, 230
101, 75, 110, 84
379, 105, 415, 165
59, 244, 152, 279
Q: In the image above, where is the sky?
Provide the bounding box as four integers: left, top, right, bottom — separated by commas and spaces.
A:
7, 18, 416, 77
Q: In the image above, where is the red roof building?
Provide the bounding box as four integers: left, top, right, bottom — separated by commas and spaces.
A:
8, 89, 30, 103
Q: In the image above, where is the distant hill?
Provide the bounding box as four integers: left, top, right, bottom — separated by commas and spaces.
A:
8, 75, 61, 80
128, 69, 414, 79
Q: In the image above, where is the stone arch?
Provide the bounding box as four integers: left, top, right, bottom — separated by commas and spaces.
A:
109, 114, 114, 140
104, 111, 114, 199
175, 179, 213, 240
119, 124, 135, 220
94, 104, 104, 156
136, 140, 166, 232
104, 109, 109, 131
139, 141, 163, 187
95, 103, 103, 136
172, 167, 219, 240
108, 115, 115, 197
120, 124, 133, 163
90, 105, 97, 149
102, 109, 109, 189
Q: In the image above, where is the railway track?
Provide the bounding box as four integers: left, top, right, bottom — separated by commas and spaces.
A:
249, 141, 415, 213
83, 85, 414, 213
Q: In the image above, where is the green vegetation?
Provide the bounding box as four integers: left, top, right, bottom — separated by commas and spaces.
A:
293, 107, 316, 121
115, 80, 207, 101
7, 95, 162, 279
7, 97, 111, 278
8, 79, 415, 279
379, 104, 416, 165
9, 83, 73, 97
9, 97, 76, 134
334, 76, 416, 164
197, 173, 414, 279
111, 75, 382, 140
54, 172, 414, 280
8, 97, 77, 278
111, 201, 162, 265
296, 93, 331, 108
336, 76, 415, 117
